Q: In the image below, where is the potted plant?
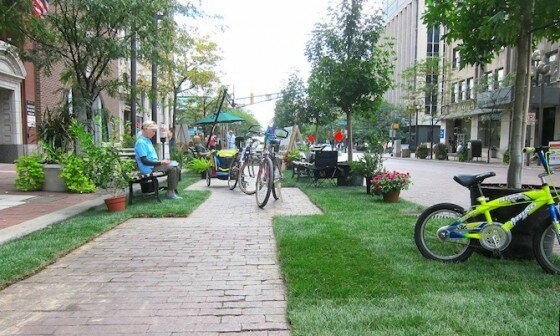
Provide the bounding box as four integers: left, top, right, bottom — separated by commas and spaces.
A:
283, 148, 303, 169
434, 143, 448, 160
69, 119, 134, 211
370, 170, 412, 203
40, 141, 69, 192
415, 144, 429, 159
37, 106, 73, 192
349, 152, 384, 193
99, 152, 136, 211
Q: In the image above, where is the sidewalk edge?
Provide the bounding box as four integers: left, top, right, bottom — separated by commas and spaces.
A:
0, 196, 106, 246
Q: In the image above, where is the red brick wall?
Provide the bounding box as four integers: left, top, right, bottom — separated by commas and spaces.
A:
38, 62, 69, 115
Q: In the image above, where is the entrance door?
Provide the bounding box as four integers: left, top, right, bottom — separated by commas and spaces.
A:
542, 107, 555, 146
0, 89, 16, 163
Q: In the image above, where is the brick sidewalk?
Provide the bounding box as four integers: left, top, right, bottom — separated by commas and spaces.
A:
0, 163, 102, 230
0, 179, 322, 335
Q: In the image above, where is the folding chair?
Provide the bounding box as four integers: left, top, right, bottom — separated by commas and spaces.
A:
307, 150, 343, 187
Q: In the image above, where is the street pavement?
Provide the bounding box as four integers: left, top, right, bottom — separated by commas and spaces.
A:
0, 156, 551, 335
384, 156, 546, 208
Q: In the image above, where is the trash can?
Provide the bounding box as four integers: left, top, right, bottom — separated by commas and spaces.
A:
401, 144, 410, 158
393, 140, 402, 157
468, 140, 482, 160
491, 147, 498, 158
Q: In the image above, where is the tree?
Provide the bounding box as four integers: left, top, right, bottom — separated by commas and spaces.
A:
274, 72, 337, 138
305, 0, 394, 162
20, 0, 189, 131
1, 1, 33, 46
274, 72, 307, 127
160, 26, 220, 131
401, 56, 455, 155
423, 0, 560, 188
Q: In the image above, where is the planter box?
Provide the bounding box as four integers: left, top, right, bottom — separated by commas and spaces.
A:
336, 163, 364, 186
43, 164, 67, 192
470, 184, 553, 259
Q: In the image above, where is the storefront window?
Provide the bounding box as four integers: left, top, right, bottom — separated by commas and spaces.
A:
478, 113, 501, 148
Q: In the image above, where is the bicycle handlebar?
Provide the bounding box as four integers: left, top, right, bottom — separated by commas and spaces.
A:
523, 146, 549, 154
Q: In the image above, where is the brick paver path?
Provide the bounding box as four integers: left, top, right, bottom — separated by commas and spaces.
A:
0, 180, 322, 335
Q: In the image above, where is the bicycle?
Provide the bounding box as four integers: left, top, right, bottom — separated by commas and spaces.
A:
227, 125, 261, 195
414, 146, 560, 274
255, 127, 289, 208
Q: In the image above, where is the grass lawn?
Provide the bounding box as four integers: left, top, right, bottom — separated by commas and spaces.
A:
2, 169, 559, 335
0, 173, 209, 289
274, 177, 560, 335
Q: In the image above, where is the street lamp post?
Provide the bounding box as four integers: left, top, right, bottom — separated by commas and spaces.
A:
414, 99, 423, 151
151, 12, 164, 146
532, 50, 550, 147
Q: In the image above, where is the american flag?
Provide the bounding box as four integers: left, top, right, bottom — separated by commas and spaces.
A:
32, 0, 49, 17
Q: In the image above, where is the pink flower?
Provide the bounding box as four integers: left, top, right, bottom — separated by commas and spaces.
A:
370, 170, 412, 194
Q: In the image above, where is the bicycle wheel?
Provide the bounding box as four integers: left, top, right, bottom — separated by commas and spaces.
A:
256, 156, 273, 208
533, 221, 560, 274
227, 156, 239, 190
414, 203, 474, 262
206, 168, 211, 186
271, 161, 282, 200
238, 160, 258, 195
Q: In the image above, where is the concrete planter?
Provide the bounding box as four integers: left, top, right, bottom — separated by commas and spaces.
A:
42, 164, 67, 192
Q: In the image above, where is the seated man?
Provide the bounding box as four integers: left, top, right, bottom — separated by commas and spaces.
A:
193, 135, 209, 158
135, 120, 182, 200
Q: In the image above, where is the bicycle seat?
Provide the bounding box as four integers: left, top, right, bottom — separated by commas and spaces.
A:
453, 172, 496, 188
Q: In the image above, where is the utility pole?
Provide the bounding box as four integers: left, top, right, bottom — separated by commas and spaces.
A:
151, 12, 163, 145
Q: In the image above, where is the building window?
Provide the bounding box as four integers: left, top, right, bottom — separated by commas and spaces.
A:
478, 113, 501, 148
496, 68, 504, 88
452, 48, 460, 69
485, 71, 494, 91
458, 81, 464, 101
466, 77, 473, 99
426, 26, 440, 57
452, 83, 458, 103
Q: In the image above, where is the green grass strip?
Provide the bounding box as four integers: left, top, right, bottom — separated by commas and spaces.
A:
0, 173, 209, 289
274, 175, 560, 336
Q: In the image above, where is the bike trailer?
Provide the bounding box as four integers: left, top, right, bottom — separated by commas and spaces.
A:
213, 149, 238, 178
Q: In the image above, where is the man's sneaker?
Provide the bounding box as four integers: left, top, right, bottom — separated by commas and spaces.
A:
166, 194, 183, 200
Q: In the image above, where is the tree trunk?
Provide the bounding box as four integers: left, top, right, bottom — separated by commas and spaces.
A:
346, 109, 353, 162
507, 6, 532, 188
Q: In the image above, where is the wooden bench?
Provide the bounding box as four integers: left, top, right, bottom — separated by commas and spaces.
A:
118, 148, 170, 204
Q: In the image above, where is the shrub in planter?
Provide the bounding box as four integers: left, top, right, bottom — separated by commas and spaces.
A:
416, 144, 429, 159
349, 152, 385, 193
283, 148, 303, 168
187, 157, 212, 174
458, 145, 469, 162
14, 155, 45, 191
59, 153, 96, 193
434, 143, 448, 160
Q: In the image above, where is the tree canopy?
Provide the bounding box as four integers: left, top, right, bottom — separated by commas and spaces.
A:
19, 0, 195, 127
305, 0, 394, 162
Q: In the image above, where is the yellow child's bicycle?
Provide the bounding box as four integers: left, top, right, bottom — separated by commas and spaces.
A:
414, 146, 560, 274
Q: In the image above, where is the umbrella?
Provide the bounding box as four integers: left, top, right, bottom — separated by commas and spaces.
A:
194, 111, 245, 125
